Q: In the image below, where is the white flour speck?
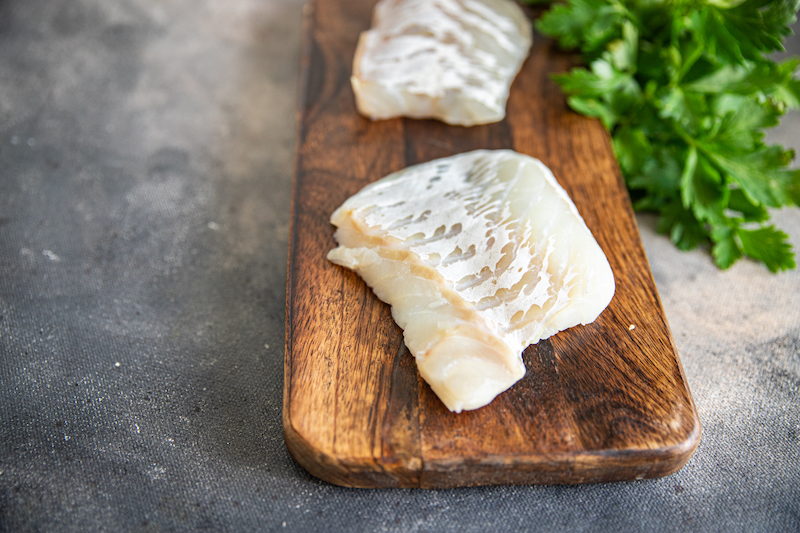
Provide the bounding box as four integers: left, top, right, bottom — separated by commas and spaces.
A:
147, 465, 166, 481
207, 221, 221, 231
42, 250, 61, 262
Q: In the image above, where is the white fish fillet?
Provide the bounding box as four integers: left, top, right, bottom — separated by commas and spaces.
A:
328, 150, 615, 412
351, 0, 532, 126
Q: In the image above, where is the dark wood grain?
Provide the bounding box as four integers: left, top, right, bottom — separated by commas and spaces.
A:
284, 0, 700, 488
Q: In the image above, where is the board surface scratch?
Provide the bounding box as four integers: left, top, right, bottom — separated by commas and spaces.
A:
284, 0, 700, 489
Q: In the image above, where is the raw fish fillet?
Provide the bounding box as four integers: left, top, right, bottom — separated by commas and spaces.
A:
328, 150, 615, 412
351, 0, 532, 126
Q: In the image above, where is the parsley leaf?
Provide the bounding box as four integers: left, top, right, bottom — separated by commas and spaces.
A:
737, 225, 796, 271
533, 0, 800, 271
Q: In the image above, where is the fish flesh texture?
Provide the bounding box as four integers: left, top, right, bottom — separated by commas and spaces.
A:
328, 151, 615, 412
351, 0, 532, 127
328, 150, 615, 412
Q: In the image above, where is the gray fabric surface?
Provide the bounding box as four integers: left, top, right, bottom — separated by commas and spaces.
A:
1, 0, 798, 531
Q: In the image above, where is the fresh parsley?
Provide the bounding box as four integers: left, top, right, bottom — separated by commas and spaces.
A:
531, 0, 800, 271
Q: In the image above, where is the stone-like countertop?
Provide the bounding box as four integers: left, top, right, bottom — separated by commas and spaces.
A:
1, 1, 798, 531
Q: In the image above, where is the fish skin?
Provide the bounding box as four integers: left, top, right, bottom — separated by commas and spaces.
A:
328, 150, 615, 412
351, 0, 532, 127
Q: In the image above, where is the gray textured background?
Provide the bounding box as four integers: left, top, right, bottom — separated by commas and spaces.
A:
1, 1, 798, 531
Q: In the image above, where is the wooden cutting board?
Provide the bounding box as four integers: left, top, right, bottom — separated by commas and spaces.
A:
283, 0, 700, 488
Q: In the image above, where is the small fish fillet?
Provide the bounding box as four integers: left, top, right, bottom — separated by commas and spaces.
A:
328, 150, 615, 412
351, 0, 532, 126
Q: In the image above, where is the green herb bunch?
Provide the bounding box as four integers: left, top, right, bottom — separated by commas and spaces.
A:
532, 0, 800, 271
